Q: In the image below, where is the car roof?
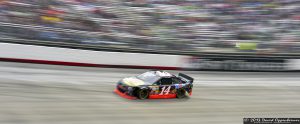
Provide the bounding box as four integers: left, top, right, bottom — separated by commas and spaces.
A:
150, 70, 173, 77
136, 71, 174, 84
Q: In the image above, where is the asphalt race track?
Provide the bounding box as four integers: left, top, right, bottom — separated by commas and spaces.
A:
0, 62, 300, 124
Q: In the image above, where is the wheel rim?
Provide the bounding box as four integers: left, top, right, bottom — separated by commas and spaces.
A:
139, 89, 148, 99
177, 89, 186, 98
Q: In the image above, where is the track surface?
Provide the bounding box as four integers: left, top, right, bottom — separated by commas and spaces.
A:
0, 62, 300, 124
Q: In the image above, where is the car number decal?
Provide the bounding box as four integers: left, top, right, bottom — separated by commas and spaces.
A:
159, 86, 171, 95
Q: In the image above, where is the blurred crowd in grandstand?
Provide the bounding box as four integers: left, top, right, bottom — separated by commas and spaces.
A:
0, 0, 300, 53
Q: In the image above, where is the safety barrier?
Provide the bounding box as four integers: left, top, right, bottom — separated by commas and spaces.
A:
0, 42, 186, 70
0, 42, 299, 71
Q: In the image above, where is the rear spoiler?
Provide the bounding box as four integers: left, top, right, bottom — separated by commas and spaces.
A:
178, 73, 194, 83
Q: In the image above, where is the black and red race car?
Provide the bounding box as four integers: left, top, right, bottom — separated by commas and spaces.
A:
114, 70, 193, 99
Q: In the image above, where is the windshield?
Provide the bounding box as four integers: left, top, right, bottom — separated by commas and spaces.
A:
136, 71, 161, 84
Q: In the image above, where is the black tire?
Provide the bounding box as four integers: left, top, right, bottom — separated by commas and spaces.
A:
176, 88, 186, 99
137, 88, 149, 99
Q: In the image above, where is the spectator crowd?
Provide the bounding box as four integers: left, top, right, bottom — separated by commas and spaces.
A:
0, 0, 300, 53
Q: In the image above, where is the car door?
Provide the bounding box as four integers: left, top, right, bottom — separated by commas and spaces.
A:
157, 77, 175, 95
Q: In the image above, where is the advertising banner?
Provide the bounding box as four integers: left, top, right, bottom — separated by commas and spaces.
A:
183, 56, 286, 71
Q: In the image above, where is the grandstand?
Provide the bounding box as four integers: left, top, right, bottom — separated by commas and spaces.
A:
0, 0, 300, 54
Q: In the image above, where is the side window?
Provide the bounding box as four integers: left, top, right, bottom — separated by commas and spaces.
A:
172, 77, 182, 84
160, 78, 172, 85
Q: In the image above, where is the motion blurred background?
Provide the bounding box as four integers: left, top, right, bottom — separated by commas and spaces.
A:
1, 0, 300, 54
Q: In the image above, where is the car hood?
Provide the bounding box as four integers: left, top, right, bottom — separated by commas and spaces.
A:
122, 77, 146, 86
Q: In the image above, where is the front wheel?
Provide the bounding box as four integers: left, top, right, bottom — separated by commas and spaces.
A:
176, 88, 186, 99
137, 88, 149, 99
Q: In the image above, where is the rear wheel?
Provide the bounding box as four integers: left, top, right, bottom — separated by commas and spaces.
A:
137, 88, 149, 99
176, 88, 186, 99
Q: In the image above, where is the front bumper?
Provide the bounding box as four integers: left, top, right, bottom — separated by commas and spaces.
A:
114, 88, 137, 100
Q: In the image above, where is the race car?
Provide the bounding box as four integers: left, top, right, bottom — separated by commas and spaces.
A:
114, 70, 193, 99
